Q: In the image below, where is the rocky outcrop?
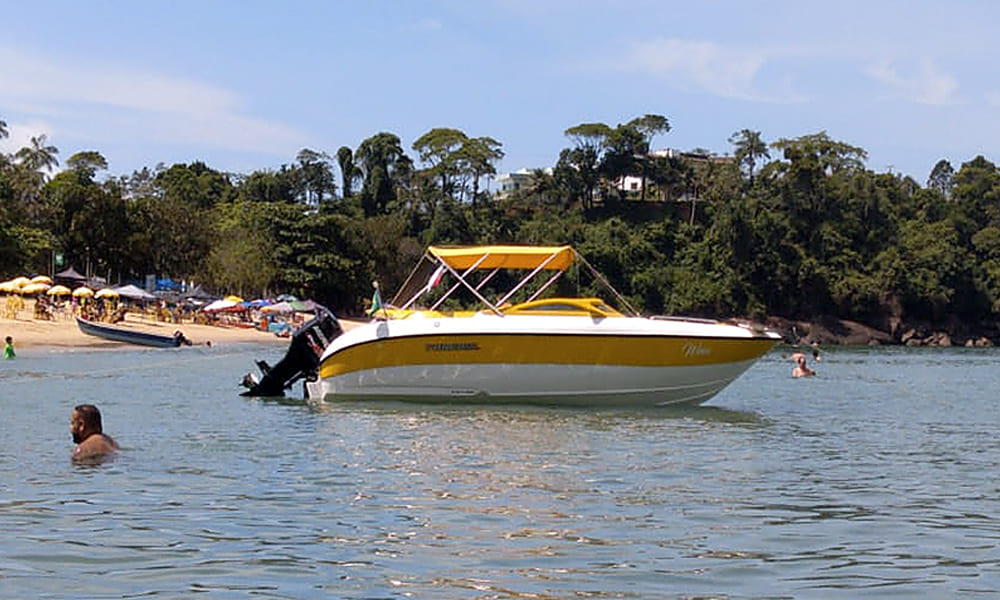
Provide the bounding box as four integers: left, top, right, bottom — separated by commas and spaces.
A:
763, 315, 997, 347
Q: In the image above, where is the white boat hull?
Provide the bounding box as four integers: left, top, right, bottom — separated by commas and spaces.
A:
306, 314, 778, 408
306, 359, 762, 407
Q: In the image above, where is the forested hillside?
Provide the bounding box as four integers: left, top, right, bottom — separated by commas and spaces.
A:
3, 115, 999, 341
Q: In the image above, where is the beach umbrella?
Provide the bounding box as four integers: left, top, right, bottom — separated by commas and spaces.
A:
95, 288, 119, 299
10, 276, 31, 288
202, 298, 238, 312
224, 294, 244, 303
20, 282, 51, 295
47, 284, 72, 296
73, 286, 95, 298
30, 275, 53, 285
0, 280, 20, 293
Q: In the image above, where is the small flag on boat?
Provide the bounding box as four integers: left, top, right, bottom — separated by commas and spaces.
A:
426, 265, 445, 291
367, 283, 383, 317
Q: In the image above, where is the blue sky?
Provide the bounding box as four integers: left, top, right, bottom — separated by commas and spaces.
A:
2, 0, 998, 186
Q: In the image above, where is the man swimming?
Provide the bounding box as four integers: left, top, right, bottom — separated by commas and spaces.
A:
792, 355, 816, 378
71, 404, 119, 461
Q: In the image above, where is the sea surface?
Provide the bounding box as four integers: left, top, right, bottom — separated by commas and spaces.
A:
1, 343, 999, 599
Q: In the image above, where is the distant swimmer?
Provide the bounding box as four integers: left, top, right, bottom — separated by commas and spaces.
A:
3, 336, 14, 359
792, 355, 816, 378
70, 404, 119, 462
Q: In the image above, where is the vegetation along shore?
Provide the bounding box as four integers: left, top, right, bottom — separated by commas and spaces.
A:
2, 115, 998, 346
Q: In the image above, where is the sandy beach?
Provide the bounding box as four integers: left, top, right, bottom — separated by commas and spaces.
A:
1, 313, 288, 350
1, 302, 364, 351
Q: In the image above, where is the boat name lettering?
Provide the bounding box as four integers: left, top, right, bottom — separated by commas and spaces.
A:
682, 342, 712, 357
426, 342, 480, 352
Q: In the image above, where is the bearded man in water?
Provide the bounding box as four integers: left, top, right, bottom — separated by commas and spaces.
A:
71, 404, 119, 461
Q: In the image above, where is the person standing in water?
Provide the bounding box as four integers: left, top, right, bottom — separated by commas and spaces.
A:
70, 404, 119, 461
3, 336, 14, 359
792, 355, 816, 378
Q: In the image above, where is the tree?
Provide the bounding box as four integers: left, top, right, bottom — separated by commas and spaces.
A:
627, 114, 671, 201
356, 132, 412, 217
412, 127, 468, 198
15, 134, 60, 177
455, 136, 504, 206
336, 146, 361, 199
66, 151, 109, 179
927, 159, 955, 199
563, 122, 612, 208
294, 148, 336, 206
728, 129, 769, 184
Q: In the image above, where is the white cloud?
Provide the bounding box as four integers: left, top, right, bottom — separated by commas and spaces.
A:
864, 59, 959, 105
403, 17, 443, 32
625, 38, 776, 102
0, 119, 56, 157
0, 45, 307, 155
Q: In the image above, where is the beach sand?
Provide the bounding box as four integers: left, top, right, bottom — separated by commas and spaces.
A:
1, 305, 365, 350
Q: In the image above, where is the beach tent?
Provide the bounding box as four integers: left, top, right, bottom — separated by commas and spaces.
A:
261, 301, 295, 314
55, 266, 88, 285
115, 284, 157, 301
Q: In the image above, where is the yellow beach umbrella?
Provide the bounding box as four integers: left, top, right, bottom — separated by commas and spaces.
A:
0, 280, 20, 293
10, 276, 31, 288
224, 294, 244, 303
47, 284, 72, 296
20, 282, 51, 295
95, 288, 119, 299
30, 275, 53, 285
72, 286, 95, 298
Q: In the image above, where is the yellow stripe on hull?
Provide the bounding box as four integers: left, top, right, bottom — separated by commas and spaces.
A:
319, 333, 775, 379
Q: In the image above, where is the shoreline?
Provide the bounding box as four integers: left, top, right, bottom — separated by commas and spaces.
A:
1, 314, 289, 351
2, 311, 368, 352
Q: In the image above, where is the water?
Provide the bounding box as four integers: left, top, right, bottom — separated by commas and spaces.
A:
2, 344, 999, 599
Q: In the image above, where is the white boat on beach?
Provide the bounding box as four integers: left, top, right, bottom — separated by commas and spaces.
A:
296, 245, 779, 407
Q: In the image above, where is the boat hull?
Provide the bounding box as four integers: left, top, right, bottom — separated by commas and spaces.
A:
306, 317, 778, 407
76, 317, 183, 348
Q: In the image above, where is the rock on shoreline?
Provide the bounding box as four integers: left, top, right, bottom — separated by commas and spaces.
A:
764, 315, 997, 347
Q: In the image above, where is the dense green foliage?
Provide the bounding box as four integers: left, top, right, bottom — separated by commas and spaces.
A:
2, 114, 999, 331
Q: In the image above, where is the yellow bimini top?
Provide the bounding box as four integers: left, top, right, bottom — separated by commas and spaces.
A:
428, 245, 575, 272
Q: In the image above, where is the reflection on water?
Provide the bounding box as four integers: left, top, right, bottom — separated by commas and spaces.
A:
1, 345, 999, 598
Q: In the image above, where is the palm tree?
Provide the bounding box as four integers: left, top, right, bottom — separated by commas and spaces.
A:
728, 129, 769, 184
15, 134, 60, 178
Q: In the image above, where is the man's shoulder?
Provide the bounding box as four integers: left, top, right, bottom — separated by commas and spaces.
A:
75, 433, 119, 458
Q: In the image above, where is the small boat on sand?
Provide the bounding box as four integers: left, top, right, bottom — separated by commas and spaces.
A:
76, 317, 191, 348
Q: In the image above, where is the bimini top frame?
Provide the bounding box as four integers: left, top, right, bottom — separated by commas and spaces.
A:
390, 245, 640, 317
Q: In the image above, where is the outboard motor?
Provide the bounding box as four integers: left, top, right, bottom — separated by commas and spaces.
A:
240, 306, 343, 397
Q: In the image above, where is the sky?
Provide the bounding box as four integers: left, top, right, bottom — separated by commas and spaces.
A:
2, 0, 999, 186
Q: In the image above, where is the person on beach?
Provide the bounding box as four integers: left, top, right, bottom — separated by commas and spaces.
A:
792, 355, 815, 378
70, 404, 119, 461
3, 336, 14, 359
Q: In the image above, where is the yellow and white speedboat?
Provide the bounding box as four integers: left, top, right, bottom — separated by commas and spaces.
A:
303, 245, 779, 407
